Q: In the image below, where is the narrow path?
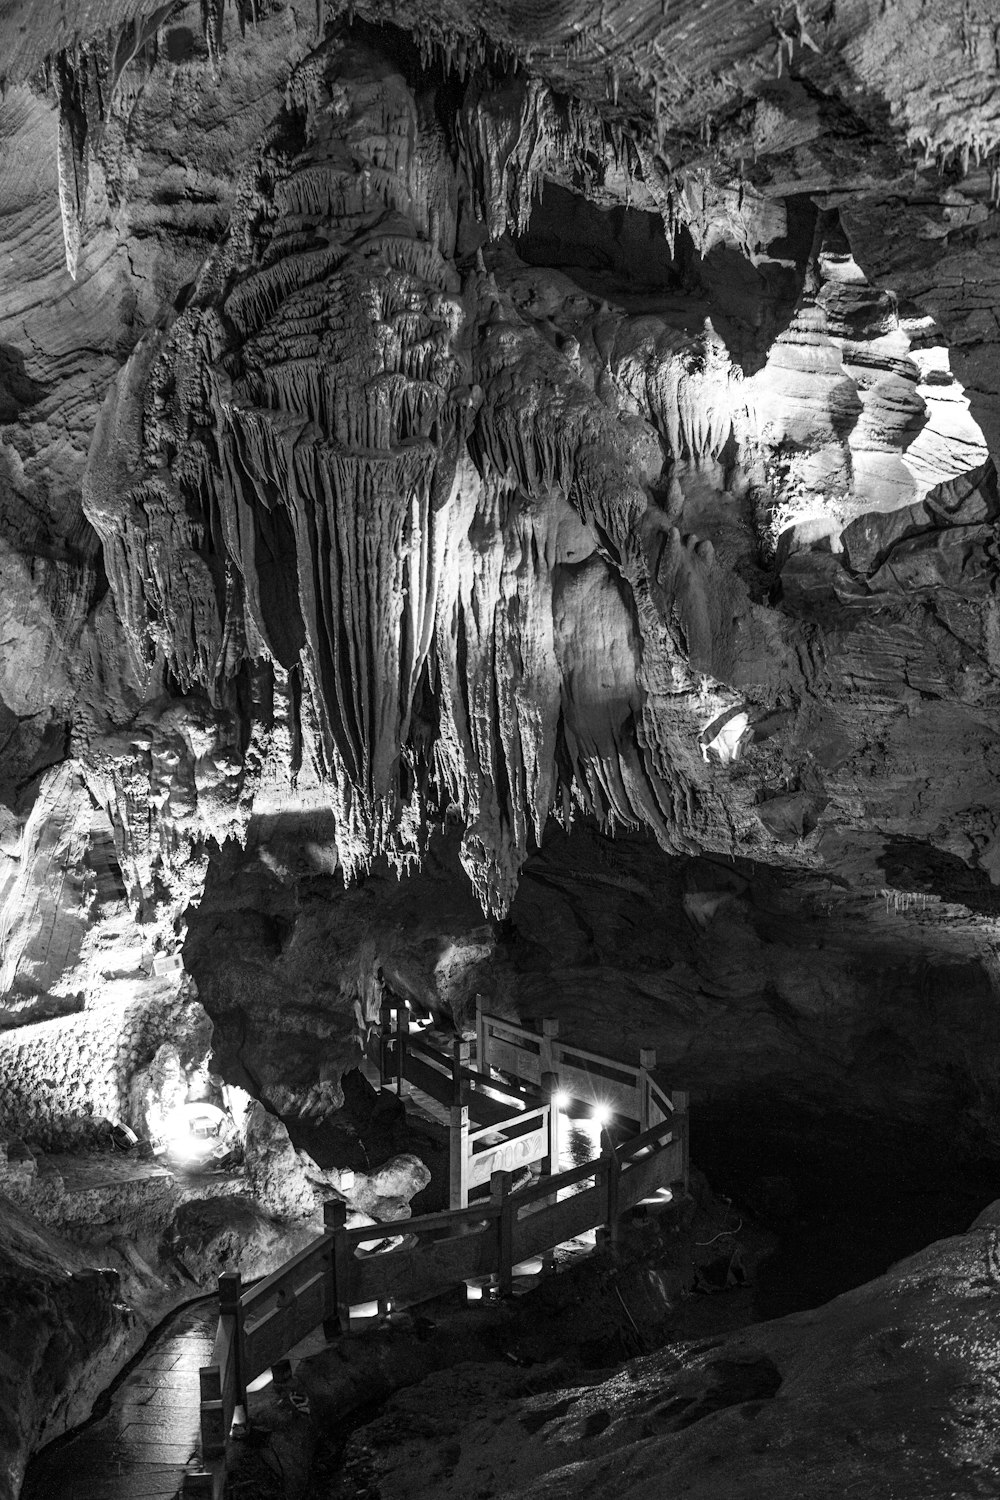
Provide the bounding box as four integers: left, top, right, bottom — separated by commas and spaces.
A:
22, 1299, 215, 1500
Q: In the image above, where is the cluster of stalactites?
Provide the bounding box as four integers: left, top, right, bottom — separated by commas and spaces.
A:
455, 76, 637, 242
46, 5, 179, 277
83, 35, 768, 916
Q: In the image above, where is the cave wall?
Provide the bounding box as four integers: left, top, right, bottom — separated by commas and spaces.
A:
1, 0, 1000, 1196
0, 982, 207, 1147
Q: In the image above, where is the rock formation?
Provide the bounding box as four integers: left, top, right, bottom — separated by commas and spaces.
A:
3, 0, 1000, 1490
340, 1198, 1000, 1500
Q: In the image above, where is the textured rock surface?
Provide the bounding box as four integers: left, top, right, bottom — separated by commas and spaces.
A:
1, 1, 998, 955
345, 1202, 1000, 1500
0, 1195, 148, 1500
3, 2, 1000, 1488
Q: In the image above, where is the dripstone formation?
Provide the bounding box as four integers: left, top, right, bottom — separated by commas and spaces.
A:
2, 2, 1000, 1495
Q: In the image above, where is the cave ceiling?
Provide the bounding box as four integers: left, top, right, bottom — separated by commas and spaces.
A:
2, 0, 1000, 1023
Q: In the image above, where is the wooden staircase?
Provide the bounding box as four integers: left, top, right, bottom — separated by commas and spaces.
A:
182, 1006, 688, 1498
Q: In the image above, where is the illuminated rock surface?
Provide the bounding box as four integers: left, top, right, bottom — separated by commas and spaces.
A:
2, 0, 1000, 1494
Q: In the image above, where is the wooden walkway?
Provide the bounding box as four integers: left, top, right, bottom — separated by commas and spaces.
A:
21, 1010, 687, 1500
22, 1299, 216, 1500
184, 1008, 688, 1495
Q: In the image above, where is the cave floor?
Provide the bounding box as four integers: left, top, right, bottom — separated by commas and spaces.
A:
21, 1299, 217, 1500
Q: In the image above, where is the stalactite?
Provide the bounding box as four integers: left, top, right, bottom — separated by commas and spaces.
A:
83, 31, 799, 917
54, 49, 90, 279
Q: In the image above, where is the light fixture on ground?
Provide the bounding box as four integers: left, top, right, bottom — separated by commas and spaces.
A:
159, 1101, 237, 1169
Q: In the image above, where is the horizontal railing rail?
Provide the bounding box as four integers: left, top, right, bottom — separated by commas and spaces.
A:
467, 1103, 549, 1146
187, 1010, 689, 1497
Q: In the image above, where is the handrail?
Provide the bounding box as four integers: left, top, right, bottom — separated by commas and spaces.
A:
507, 1152, 605, 1207
345, 1201, 499, 1246
645, 1071, 676, 1121
461, 1066, 542, 1108
556, 1042, 642, 1082
616, 1118, 676, 1164
239, 1235, 327, 1316
479, 1012, 541, 1049
187, 1015, 689, 1496
406, 1031, 451, 1066
467, 1104, 549, 1146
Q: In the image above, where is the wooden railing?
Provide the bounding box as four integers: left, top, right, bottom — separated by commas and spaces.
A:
182, 1015, 688, 1497
476, 1003, 687, 1178
377, 1005, 559, 1209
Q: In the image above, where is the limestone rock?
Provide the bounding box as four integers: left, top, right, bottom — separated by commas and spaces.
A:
350, 1203, 1000, 1500
3, 4, 1000, 1487
163, 1193, 315, 1284
306, 1152, 432, 1223
0, 1196, 132, 1500
240, 1102, 319, 1223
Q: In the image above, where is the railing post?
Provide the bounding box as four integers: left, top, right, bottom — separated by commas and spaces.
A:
538, 1075, 561, 1276
323, 1199, 352, 1336
671, 1090, 690, 1194
476, 994, 488, 1072
452, 1038, 470, 1106
219, 1270, 246, 1410
541, 1071, 561, 1177
540, 1017, 559, 1077
379, 997, 394, 1087
603, 1141, 621, 1249
396, 1003, 408, 1097
198, 1362, 225, 1462
491, 1170, 514, 1297
639, 1048, 656, 1130
449, 1102, 470, 1209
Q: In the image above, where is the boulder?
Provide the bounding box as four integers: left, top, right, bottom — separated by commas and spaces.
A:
241, 1103, 318, 1222
0, 1196, 132, 1500
163, 1195, 315, 1284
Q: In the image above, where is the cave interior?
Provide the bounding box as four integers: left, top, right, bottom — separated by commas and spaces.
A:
3, 1, 1000, 1496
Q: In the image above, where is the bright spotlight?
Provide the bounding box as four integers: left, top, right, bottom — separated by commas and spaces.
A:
591, 1104, 612, 1127
160, 1102, 234, 1169
552, 1090, 571, 1110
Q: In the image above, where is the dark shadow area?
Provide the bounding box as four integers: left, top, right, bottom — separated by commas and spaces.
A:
516, 181, 682, 290
515, 182, 816, 374
693, 1103, 999, 1318
254, 499, 306, 671
0, 342, 47, 422
879, 839, 1000, 917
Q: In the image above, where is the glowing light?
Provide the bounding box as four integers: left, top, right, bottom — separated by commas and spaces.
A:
591, 1104, 613, 1128
350, 1300, 380, 1319
700, 709, 750, 766
160, 1101, 233, 1169
465, 1283, 484, 1302
246, 1370, 273, 1393
552, 1090, 572, 1111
